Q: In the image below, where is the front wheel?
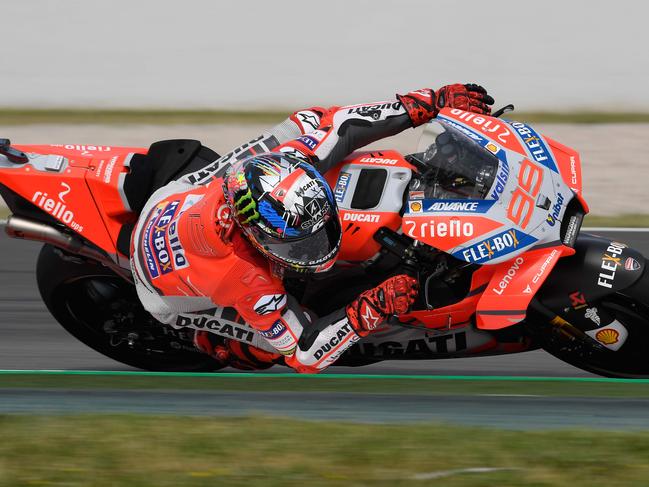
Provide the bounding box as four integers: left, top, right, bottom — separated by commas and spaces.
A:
529, 275, 649, 378
36, 244, 225, 371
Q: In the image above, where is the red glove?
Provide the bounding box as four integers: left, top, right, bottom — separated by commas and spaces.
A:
346, 274, 419, 337
194, 332, 282, 370
436, 83, 494, 115
398, 84, 494, 126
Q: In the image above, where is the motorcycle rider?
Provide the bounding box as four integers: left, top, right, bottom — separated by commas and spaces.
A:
130, 84, 494, 372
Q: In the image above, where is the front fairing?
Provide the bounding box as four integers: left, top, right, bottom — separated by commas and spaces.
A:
402, 109, 580, 265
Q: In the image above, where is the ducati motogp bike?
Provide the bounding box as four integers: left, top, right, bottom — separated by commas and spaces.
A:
1, 106, 648, 377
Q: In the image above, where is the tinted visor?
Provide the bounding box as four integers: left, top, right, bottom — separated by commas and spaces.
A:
251, 215, 342, 268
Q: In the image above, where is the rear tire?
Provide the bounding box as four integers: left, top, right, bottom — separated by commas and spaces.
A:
36, 244, 225, 372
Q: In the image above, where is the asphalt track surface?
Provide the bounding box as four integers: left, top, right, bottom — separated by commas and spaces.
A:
1, 228, 648, 377
2, 388, 649, 430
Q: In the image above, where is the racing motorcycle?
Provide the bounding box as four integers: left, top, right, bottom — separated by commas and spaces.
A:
1, 106, 648, 378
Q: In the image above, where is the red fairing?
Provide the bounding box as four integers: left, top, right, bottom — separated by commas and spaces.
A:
545, 136, 589, 212
324, 150, 414, 262
5, 144, 146, 256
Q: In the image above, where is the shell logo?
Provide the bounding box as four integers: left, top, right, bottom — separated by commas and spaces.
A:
595, 328, 620, 345
410, 201, 423, 213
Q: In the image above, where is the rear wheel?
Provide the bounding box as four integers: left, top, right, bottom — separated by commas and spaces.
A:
36, 244, 225, 371
530, 271, 649, 378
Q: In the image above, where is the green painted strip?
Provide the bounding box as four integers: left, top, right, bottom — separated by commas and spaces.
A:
1, 369, 649, 384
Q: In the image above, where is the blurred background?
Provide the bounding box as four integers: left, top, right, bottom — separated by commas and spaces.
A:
1, 0, 648, 111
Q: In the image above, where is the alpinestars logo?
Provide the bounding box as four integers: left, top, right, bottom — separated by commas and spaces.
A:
361, 302, 381, 330
254, 294, 287, 315
296, 111, 320, 131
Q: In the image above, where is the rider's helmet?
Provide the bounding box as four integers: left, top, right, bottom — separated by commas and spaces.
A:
223, 152, 341, 273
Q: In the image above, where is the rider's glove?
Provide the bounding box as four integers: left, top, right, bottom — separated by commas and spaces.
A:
346, 274, 419, 337
398, 84, 494, 127
436, 83, 494, 115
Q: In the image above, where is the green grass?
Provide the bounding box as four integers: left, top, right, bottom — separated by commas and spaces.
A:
2, 372, 649, 398
2, 108, 649, 125
0, 415, 648, 486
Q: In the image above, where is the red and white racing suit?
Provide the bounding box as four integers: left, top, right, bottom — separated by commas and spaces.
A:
130, 87, 488, 372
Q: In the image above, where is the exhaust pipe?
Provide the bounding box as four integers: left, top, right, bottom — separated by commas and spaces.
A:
4, 215, 132, 281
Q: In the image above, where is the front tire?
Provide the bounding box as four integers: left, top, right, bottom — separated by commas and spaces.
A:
530, 270, 649, 378
36, 244, 225, 371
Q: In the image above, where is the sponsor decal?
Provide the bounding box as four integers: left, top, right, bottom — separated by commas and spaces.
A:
569, 155, 578, 185
405, 219, 474, 239
409, 201, 423, 213
259, 320, 296, 355
313, 322, 356, 360
259, 320, 287, 339
296, 135, 318, 151
103, 156, 118, 183
425, 200, 494, 213
485, 142, 500, 154
546, 193, 564, 226
333, 171, 351, 203
531, 249, 559, 285
523, 284, 532, 294
595, 328, 618, 345
569, 291, 588, 310
186, 134, 279, 185
253, 294, 287, 315
295, 110, 320, 131
597, 242, 626, 289
585, 307, 601, 326
409, 190, 425, 200
360, 156, 398, 165
585, 319, 628, 351
31, 182, 84, 232
342, 212, 380, 223
167, 220, 188, 270
508, 121, 557, 172
347, 101, 402, 119
142, 204, 164, 278
148, 201, 180, 276
490, 162, 510, 199
353, 331, 469, 358
492, 256, 524, 295
563, 214, 580, 246
360, 303, 381, 331
458, 228, 535, 263
52, 144, 111, 157
448, 109, 512, 144
175, 315, 255, 343
625, 257, 641, 271
440, 119, 485, 143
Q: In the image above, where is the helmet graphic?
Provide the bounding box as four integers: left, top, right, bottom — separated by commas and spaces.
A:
223, 152, 341, 273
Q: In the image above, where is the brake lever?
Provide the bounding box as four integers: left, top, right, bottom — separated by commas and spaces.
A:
0, 139, 29, 164
491, 104, 515, 118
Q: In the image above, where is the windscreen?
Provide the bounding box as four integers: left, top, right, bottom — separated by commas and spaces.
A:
407, 120, 499, 200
